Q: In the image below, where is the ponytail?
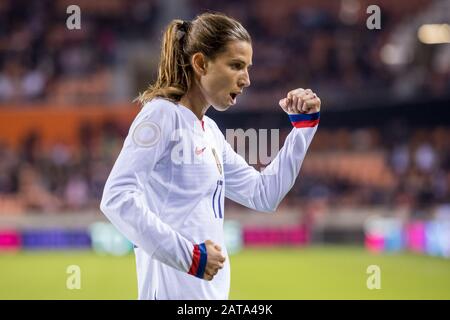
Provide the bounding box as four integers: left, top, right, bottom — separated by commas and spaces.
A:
136, 20, 192, 105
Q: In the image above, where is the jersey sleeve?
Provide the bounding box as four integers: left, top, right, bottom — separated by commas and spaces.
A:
223, 112, 320, 212
100, 100, 195, 274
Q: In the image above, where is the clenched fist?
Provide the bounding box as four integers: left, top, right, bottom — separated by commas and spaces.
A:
279, 88, 321, 114
203, 239, 226, 281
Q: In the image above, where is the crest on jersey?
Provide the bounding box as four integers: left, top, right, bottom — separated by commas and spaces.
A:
132, 121, 161, 147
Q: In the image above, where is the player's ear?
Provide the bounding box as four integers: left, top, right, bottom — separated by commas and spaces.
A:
191, 52, 208, 76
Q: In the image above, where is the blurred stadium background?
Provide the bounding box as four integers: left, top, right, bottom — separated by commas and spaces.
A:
0, 0, 450, 299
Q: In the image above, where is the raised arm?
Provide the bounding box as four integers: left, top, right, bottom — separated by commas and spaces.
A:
223, 88, 321, 212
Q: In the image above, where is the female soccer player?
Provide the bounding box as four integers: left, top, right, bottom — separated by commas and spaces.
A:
100, 12, 321, 300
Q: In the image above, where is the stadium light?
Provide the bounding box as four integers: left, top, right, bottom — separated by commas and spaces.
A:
417, 24, 450, 44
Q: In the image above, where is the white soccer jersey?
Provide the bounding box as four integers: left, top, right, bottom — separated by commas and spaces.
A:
100, 98, 319, 300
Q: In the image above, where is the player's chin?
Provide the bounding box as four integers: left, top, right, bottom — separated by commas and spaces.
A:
211, 93, 237, 111
212, 101, 232, 112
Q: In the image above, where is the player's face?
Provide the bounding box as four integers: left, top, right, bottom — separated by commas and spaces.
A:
200, 40, 252, 111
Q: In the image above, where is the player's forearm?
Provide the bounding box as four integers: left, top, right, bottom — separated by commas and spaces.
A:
100, 186, 194, 273
249, 115, 319, 212
100, 189, 210, 280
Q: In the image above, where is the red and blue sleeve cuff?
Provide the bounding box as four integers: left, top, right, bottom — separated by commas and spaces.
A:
288, 112, 320, 128
188, 243, 207, 279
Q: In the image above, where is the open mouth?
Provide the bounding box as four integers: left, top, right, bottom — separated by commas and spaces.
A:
229, 91, 242, 104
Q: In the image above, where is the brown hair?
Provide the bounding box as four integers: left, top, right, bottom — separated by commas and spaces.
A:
136, 12, 251, 105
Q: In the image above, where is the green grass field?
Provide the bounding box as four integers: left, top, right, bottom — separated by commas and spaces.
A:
1, 245, 449, 299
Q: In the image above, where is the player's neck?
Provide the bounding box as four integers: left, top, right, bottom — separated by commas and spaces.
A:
179, 86, 209, 121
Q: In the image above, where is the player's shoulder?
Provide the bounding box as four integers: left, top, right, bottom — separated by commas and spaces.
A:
131, 98, 179, 133
141, 97, 179, 117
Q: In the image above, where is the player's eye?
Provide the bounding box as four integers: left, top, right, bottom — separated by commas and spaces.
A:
230, 63, 242, 70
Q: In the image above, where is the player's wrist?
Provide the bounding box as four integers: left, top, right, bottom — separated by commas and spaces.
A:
288, 112, 320, 128
188, 242, 207, 279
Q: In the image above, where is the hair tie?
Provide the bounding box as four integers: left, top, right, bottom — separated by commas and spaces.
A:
181, 21, 191, 32
176, 20, 191, 41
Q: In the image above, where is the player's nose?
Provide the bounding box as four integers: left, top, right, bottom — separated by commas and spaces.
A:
238, 74, 250, 88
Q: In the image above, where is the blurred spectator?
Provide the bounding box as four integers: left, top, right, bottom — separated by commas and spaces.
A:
17, 164, 62, 212
0, 0, 448, 215
0, 58, 46, 102
0, 0, 447, 108
0, 116, 448, 214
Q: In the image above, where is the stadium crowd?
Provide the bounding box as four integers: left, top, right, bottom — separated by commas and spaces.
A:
0, 120, 448, 214
0, 0, 449, 108
0, 0, 448, 215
